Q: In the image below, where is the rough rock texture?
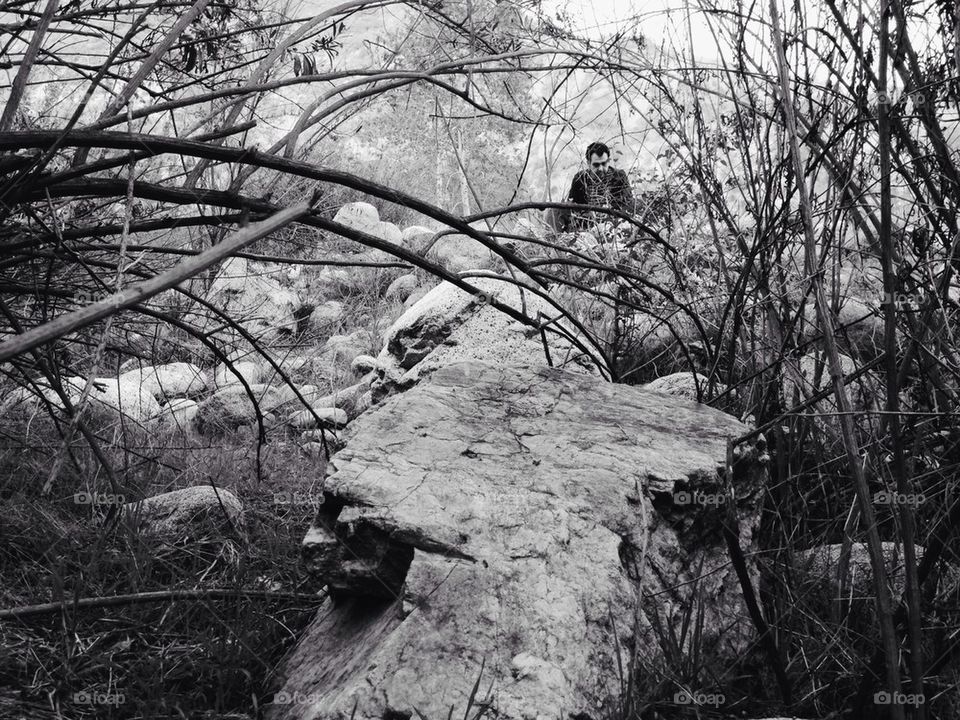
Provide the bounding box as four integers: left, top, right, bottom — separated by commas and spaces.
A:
156, 398, 199, 435
214, 360, 265, 388
384, 273, 418, 302
192, 256, 300, 342
401, 225, 434, 251
287, 407, 349, 430
371, 276, 598, 403
1, 375, 161, 427
792, 542, 958, 610
349, 355, 377, 377
332, 202, 380, 239
124, 486, 243, 539
401, 285, 430, 309
300, 380, 373, 423
309, 300, 345, 329
782, 352, 876, 412
196, 384, 285, 432
268, 361, 766, 720
119, 362, 209, 400
66, 376, 162, 425
430, 233, 498, 274
322, 331, 368, 367
196, 383, 325, 432
643, 371, 723, 400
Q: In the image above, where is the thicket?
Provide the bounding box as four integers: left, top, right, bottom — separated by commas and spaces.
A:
0, 0, 958, 717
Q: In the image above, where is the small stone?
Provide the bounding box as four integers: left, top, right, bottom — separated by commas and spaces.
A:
213, 361, 263, 388
287, 407, 349, 429
385, 273, 419, 302
124, 486, 244, 539
350, 354, 377, 377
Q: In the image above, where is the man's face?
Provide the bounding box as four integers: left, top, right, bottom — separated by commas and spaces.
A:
588, 152, 611, 175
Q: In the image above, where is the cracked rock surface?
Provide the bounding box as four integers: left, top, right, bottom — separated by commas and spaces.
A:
268, 361, 765, 720
371, 276, 598, 403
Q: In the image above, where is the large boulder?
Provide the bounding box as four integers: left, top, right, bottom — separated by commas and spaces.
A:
195, 384, 283, 433
372, 276, 599, 402
321, 331, 369, 367
287, 407, 350, 430
124, 486, 244, 539
781, 352, 877, 412
307, 300, 345, 330
156, 398, 199, 435
430, 233, 499, 274
188, 257, 300, 345
64, 376, 162, 426
332, 202, 380, 239
196, 382, 326, 433
267, 361, 767, 720
401, 225, 434, 252
118, 362, 208, 400
643, 371, 721, 400
214, 360, 264, 388
384, 273, 419, 302
0, 374, 160, 443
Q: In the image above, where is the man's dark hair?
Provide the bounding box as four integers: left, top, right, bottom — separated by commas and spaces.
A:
585, 141, 610, 160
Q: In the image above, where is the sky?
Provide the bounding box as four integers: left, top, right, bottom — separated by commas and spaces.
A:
541, 0, 726, 60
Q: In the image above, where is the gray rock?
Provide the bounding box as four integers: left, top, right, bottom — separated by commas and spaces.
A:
196, 384, 285, 433
287, 406, 349, 430
782, 352, 876, 412
350, 354, 377, 378
313, 266, 360, 296
643, 371, 721, 400
401, 285, 430, 309
372, 276, 598, 403
303, 380, 373, 422
375, 221, 403, 246
430, 233, 498, 274
384, 273, 419, 302
156, 398, 199, 435
119, 362, 209, 400
322, 331, 368, 367
309, 300, 345, 329
401, 225, 434, 251
333, 202, 380, 238
184, 256, 299, 343
124, 486, 243, 539
1, 375, 161, 435
268, 361, 766, 720
64, 376, 162, 426
213, 360, 264, 388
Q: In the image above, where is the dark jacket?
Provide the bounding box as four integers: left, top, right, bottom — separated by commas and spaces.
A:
560, 167, 636, 231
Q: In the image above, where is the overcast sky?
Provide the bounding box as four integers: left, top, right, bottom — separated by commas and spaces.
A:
541, 0, 726, 60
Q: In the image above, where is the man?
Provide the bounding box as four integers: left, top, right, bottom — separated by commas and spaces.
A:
555, 142, 636, 233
